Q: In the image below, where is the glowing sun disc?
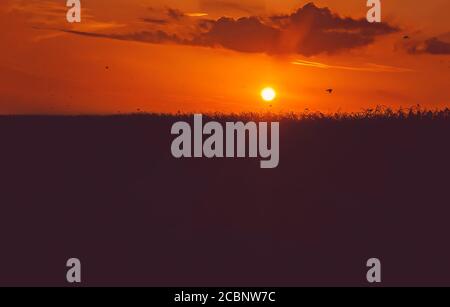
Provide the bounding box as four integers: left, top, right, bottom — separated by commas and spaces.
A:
261, 87, 276, 102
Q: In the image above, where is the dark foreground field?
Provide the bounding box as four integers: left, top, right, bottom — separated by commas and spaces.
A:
0, 110, 449, 286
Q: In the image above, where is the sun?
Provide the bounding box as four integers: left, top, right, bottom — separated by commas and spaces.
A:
261, 87, 276, 102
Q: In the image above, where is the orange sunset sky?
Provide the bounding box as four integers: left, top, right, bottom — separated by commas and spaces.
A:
0, 0, 449, 114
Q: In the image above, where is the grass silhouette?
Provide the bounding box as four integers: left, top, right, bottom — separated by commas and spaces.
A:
0, 106, 449, 286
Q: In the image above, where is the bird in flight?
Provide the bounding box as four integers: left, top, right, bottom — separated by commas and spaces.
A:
326, 88, 333, 94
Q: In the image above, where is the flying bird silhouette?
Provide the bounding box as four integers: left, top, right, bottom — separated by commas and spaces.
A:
403, 35, 410, 40
326, 89, 333, 94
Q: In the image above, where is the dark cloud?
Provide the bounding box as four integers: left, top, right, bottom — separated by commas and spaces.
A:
195, 3, 398, 55
63, 2, 399, 56
166, 8, 185, 20
407, 37, 450, 55
61, 29, 184, 45
141, 18, 168, 25
140, 8, 186, 25
193, 16, 279, 53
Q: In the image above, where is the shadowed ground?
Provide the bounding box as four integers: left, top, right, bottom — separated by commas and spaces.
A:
0, 110, 449, 286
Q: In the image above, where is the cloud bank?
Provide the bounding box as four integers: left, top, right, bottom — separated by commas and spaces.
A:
62, 2, 400, 56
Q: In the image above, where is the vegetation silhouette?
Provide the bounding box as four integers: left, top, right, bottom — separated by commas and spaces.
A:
0, 106, 449, 286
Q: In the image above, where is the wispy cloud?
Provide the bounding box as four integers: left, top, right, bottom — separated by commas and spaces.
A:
5, 0, 67, 23
7, 0, 125, 41
198, 0, 266, 15
185, 13, 209, 17
291, 59, 413, 73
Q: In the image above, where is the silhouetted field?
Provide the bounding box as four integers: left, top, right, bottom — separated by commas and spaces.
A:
0, 109, 449, 286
